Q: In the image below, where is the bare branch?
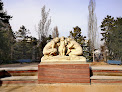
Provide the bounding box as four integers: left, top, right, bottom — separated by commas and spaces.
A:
38, 5, 51, 42
52, 26, 59, 38
88, 0, 98, 52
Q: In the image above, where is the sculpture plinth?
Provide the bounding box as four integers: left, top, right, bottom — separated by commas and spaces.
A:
38, 62, 90, 84
38, 37, 90, 84
41, 56, 86, 62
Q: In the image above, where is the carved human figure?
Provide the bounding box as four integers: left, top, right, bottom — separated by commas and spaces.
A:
43, 37, 60, 56
66, 38, 83, 56
58, 36, 66, 56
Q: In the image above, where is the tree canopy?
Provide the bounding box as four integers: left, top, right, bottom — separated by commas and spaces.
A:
0, 0, 12, 23
15, 25, 30, 38
101, 15, 122, 60
0, 0, 14, 63
69, 26, 86, 46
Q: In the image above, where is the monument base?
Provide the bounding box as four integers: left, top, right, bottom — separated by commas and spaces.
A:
41, 56, 86, 62
38, 62, 90, 84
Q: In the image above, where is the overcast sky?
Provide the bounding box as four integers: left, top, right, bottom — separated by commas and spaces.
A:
3, 0, 122, 43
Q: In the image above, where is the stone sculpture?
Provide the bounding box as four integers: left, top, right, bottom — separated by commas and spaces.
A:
58, 36, 66, 56
41, 37, 86, 62
43, 37, 60, 56
66, 38, 83, 56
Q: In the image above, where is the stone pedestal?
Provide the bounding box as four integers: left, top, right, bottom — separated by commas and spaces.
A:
38, 62, 90, 84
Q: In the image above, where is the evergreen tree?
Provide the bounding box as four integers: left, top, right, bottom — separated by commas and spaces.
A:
69, 26, 86, 46
0, 0, 14, 63
69, 26, 92, 62
15, 25, 30, 39
0, 0, 12, 23
101, 16, 122, 61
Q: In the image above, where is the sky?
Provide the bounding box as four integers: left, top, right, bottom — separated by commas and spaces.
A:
3, 0, 122, 46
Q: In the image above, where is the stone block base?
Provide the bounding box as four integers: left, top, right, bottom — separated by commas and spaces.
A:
38, 63, 90, 84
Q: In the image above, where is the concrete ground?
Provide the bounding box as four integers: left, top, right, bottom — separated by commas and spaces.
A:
0, 84, 122, 92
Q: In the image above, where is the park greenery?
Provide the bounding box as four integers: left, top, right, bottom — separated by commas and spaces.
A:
69, 26, 86, 46
0, 0, 39, 63
69, 26, 92, 61
101, 15, 122, 61
0, 0, 122, 64
0, 0, 14, 63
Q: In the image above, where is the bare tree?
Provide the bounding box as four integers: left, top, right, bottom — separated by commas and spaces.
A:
38, 5, 51, 42
88, 0, 97, 56
52, 26, 59, 38
37, 5, 51, 57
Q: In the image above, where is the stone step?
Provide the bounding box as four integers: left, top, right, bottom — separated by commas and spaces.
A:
0, 76, 38, 85
1, 76, 38, 81
0, 67, 38, 71
90, 76, 122, 84
91, 66, 122, 70
90, 76, 122, 80
0, 67, 38, 77
91, 66, 122, 76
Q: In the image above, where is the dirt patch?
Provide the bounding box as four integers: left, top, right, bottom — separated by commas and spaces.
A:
91, 62, 108, 66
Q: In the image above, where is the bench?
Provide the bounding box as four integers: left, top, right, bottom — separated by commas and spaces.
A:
17, 59, 32, 63
107, 60, 121, 65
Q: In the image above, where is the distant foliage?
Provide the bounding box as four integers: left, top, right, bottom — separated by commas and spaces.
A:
13, 38, 38, 60
13, 26, 38, 60
0, 0, 12, 23
69, 26, 86, 46
0, 0, 14, 63
52, 26, 59, 38
101, 15, 122, 61
69, 26, 92, 62
15, 25, 30, 38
